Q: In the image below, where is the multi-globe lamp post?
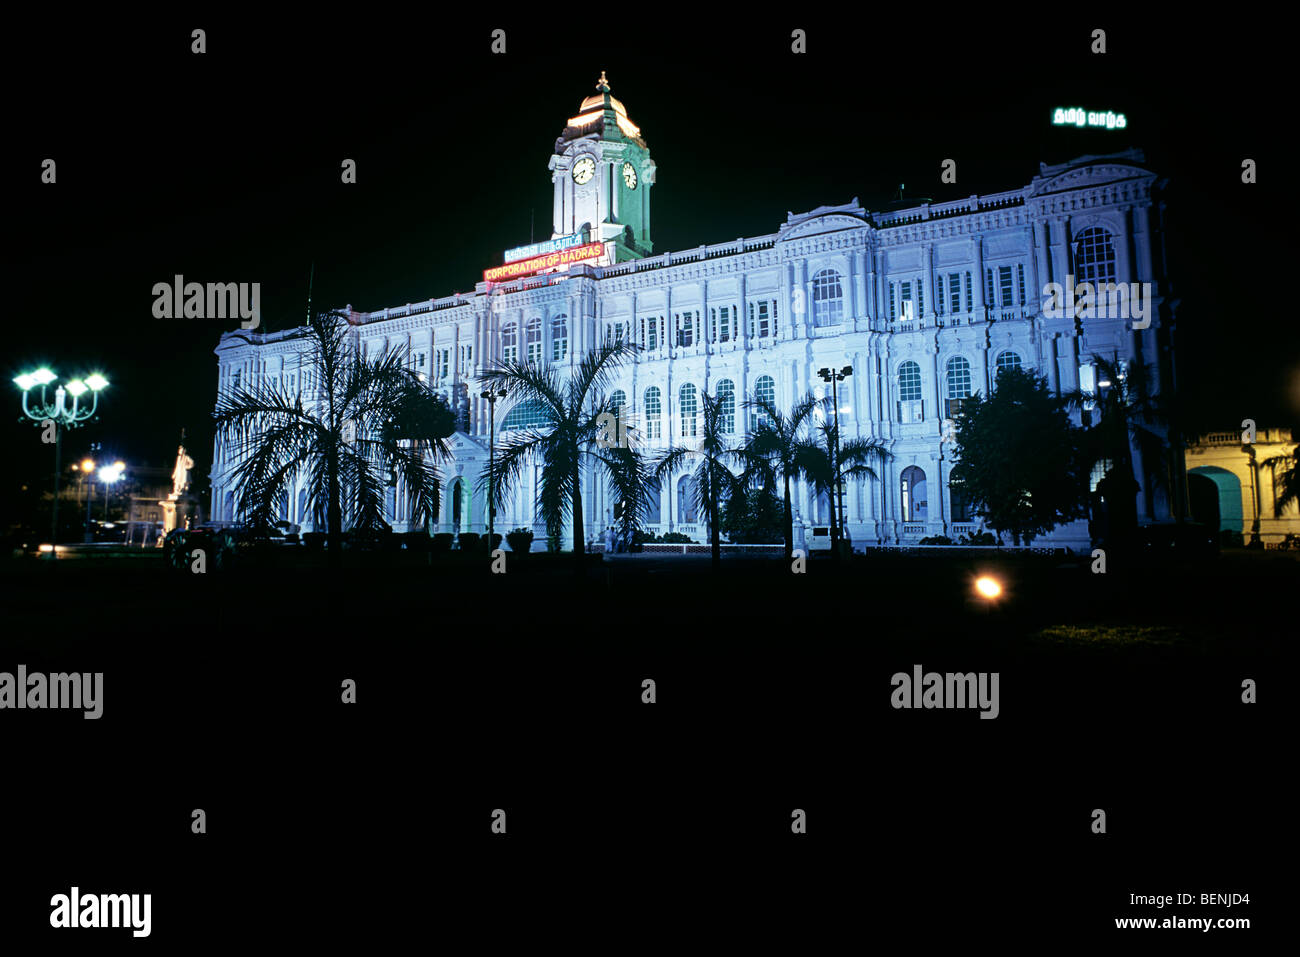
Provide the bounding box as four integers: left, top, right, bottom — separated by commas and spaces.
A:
13, 367, 109, 555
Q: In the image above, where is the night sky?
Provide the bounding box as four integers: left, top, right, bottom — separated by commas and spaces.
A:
5, 12, 1294, 525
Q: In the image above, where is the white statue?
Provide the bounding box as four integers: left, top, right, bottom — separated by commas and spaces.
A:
171, 445, 194, 497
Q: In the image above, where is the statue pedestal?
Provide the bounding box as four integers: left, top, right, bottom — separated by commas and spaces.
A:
159, 494, 197, 542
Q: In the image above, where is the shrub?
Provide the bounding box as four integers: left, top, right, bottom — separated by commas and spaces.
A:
487, 533, 503, 551
919, 535, 954, 545
960, 530, 999, 546
431, 533, 454, 553
506, 528, 534, 554
458, 532, 482, 552
658, 532, 693, 544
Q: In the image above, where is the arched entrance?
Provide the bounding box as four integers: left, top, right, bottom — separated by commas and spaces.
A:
1188, 465, 1243, 532
900, 466, 928, 522
449, 478, 465, 532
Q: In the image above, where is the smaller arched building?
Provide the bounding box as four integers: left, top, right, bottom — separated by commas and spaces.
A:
1186, 429, 1298, 544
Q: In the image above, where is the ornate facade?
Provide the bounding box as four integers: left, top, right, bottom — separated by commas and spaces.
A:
211, 77, 1182, 550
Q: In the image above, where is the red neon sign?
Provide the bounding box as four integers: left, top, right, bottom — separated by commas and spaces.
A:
484, 242, 605, 282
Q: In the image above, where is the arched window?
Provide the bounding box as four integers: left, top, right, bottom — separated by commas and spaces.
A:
901, 465, 928, 523
525, 318, 542, 364
945, 356, 972, 416
677, 475, 698, 524
995, 350, 1022, 380
501, 398, 551, 432
609, 389, 627, 415
501, 323, 518, 365
812, 269, 844, 326
750, 375, 775, 431
716, 379, 735, 434
644, 386, 662, 440
1089, 458, 1115, 493
551, 315, 568, 362
897, 360, 923, 422
679, 382, 698, 438
1074, 227, 1117, 288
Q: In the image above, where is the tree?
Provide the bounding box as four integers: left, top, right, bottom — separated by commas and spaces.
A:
213, 309, 454, 561
1262, 443, 1299, 517
651, 391, 746, 570
479, 342, 648, 572
794, 419, 891, 558
950, 366, 1088, 546
721, 467, 785, 544
744, 393, 818, 561
1063, 353, 1180, 539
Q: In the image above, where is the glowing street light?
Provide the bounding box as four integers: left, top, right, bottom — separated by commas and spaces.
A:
13, 367, 110, 555
974, 575, 1003, 600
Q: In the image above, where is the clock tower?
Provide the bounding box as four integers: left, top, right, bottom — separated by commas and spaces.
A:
549, 72, 655, 262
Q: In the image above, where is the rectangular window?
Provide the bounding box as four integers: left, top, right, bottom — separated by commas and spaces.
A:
986, 268, 995, 306
899, 281, 914, 321
889, 282, 896, 319
950, 274, 961, 314
1017, 263, 1026, 305
438, 349, 450, 380
677, 311, 694, 347
965, 272, 972, 310
917, 278, 924, 316
712, 306, 732, 343
936, 274, 945, 315
648, 317, 658, 351
459, 344, 473, 375
999, 266, 1014, 308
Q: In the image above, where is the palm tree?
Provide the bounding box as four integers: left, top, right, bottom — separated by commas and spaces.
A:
214, 309, 453, 562
650, 390, 746, 571
1262, 443, 1299, 517
794, 416, 891, 557
479, 342, 647, 572
744, 393, 818, 561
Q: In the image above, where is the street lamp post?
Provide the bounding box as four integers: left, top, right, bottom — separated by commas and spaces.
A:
818, 365, 853, 560
13, 369, 109, 555
99, 462, 125, 525
480, 388, 508, 549
81, 452, 99, 542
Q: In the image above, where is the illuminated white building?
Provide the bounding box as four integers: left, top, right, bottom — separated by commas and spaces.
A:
211, 75, 1182, 549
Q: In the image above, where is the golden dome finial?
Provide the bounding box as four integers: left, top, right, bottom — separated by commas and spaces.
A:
596, 70, 610, 92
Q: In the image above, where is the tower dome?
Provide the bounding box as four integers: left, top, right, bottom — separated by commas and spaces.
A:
556, 72, 646, 151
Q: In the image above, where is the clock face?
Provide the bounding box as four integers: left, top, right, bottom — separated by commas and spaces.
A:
572, 156, 596, 185
622, 162, 638, 189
